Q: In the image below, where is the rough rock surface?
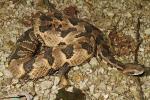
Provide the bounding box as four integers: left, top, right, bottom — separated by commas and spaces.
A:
0, 0, 150, 100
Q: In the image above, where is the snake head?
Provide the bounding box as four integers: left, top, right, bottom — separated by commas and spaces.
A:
122, 63, 145, 76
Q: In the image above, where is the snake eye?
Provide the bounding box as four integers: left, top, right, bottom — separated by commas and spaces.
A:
123, 63, 145, 76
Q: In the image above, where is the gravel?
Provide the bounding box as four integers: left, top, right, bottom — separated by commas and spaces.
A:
0, 0, 150, 100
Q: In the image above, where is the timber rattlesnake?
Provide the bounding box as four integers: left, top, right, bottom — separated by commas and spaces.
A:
8, 4, 145, 86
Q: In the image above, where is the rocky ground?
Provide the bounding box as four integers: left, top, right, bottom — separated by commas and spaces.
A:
0, 0, 150, 100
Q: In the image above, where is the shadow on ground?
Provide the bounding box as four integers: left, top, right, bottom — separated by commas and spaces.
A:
143, 67, 150, 76
56, 87, 86, 100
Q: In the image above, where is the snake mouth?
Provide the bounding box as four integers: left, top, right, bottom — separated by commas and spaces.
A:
122, 63, 145, 76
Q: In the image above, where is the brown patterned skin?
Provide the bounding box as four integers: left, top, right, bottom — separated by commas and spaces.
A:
8, 9, 144, 82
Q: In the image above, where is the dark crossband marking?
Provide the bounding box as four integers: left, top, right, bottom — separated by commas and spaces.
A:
12, 45, 34, 58
84, 24, 93, 33
40, 14, 53, 27
43, 47, 55, 65
20, 74, 30, 81
58, 62, 70, 75
95, 31, 104, 45
39, 24, 52, 32
68, 17, 79, 25
19, 41, 37, 52
32, 42, 42, 56
47, 68, 57, 75
80, 42, 93, 54
55, 24, 62, 31
24, 57, 36, 73
58, 42, 66, 45
61, 44, 74, 59
54, 11, 63, 21
17, 28, 34, 43
75, 24, 95, 38
28, 30, 39, 43
39, 14, 53, 21
75, 23, 94, 38
16, 50, 32, 57
8, 48, 22, 61
61, 28, 77, 37
75, 31, 91, 38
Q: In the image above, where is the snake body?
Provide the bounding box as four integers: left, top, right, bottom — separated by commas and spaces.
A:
8, 8, 144, 81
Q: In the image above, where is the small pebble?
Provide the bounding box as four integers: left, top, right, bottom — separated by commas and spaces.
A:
16, 84, 21, 88
12, 78, 19, 84
145, 28, 150, 35
0, 71, 3, 77
125, 12, 132, 17
40, 81, 53, 90
90, 57, 98, 66
54, 77, 60, 85
73, 66, 79, 70
93, 93, 100, 99
3, 69, 13, 78
103, 94, 109, 99
79, 79, 88, 89
44, 89, 50, 96
107, 12, 114, 17
33, 96, 39, 100
89, 85, 95, 94
28, 81, 34, 87
99, 67, 105, 74
66, 86, 73, 92
0, 0, 150, 100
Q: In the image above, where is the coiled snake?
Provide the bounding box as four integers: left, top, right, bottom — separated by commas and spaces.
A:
8, 5, 145, 86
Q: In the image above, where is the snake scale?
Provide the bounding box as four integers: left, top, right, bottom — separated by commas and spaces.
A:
8, 4, 144, 85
